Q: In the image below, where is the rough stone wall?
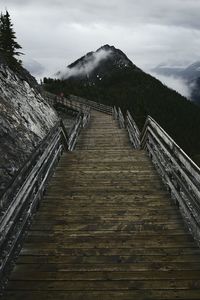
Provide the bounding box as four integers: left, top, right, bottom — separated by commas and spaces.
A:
0, 64, 58, 195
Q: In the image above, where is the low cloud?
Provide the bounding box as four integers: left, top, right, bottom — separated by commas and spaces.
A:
150, 72, 192, 99
2, 0, 200, 78
22, 56, 45, 77
57, 48, 112, 79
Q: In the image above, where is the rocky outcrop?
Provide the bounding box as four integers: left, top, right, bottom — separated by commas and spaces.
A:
0, 63, 58, 196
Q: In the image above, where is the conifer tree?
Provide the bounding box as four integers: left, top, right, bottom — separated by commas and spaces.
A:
0, 11, 23, 65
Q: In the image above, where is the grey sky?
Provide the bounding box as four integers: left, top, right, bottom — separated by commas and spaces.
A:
1, 0, 200, 79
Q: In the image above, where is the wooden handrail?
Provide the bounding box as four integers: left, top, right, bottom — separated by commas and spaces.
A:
112, 106, 125, 129
0, 122, 65, 283
69, 95, 113, 115
118, 107, 125, 129
113, 106, 118, 120
126, 110, 140, 149
67, 111, 83, 151
0, 104, 90, 283
122, 109, 200, 245
43, 90, 112, 115
42, 91, 89, 113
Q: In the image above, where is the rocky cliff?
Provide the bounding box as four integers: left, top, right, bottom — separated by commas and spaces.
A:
0, 62, 58, 196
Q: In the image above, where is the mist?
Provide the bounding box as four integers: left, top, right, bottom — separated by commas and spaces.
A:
57, 49, 112, 79
150, 72, 191, 99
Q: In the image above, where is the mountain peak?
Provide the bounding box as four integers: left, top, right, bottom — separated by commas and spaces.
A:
97, 44, 116, 52
57, 45, 136, 80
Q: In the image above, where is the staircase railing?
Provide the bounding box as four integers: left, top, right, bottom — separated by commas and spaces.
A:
0, 108, 90, 286
126, 111, 140, 149
0, 121, 64, 286
43, 91, 111, 115
113, 106, 118, 120
114, 107, 200, 245
118, 107, 125, 129
141, 116, 200, 243
70, 95, 113, 115
67, 111, 88, 151
42, 91, 89, 113
113, 107, 125, 129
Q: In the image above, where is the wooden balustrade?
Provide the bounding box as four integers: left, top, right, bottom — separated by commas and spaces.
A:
112, 106, 125, 128
0, 121, 65, 283
141, 116, 200, 244
69, 95, 113, 114
118, 107, 125, 128
42, 91, 89, 113
43, 91, 112, 117
126, 110, 140, 149
114, 107, 200, 246
113, 106, 118, 120
0, 100, 90, 283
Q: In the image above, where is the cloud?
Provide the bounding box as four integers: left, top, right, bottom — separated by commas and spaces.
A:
57, 48, 112, 79
22, 56, 45, 77
5, 0, 200, 29
150, 72, 191, 99
1, 0, 200, 77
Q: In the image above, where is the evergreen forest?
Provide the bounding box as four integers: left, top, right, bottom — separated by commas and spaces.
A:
43, 67, 200, 165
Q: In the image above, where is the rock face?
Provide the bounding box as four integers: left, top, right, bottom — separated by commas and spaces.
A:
0, 63, 58, 196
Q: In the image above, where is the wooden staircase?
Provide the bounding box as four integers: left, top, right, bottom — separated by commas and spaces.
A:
3, 110, 200, 299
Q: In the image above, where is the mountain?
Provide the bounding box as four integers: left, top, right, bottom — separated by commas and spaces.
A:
191, 77, 200, 104
152, 61, 200, 81
57, 44, 138, 82
152, 64, 185, 77
43, 45, 200, 165
0, 53, 58, 197
152, 61, 200, 104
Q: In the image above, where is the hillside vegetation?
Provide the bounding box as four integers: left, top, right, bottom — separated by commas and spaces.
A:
43, 46, 200, 165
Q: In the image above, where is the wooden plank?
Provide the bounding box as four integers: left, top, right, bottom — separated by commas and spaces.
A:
9, 262, 200, 273
9, 270, 200, 281
17, 254, 200, 264
6, 279, 200, 290
20, 247, 200, 256
4, 290, 200, 300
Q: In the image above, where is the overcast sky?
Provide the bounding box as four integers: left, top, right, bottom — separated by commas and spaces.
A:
1, 0, 200, 80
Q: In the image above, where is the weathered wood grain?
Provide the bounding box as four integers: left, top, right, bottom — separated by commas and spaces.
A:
3, 110, 200, 300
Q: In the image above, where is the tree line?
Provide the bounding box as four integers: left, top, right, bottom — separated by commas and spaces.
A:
43, 68, 200, 166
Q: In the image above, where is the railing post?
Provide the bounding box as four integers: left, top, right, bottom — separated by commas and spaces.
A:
113, 106, 118, 120
60, 120, 69, 151
118, 107, 125, 129
125, 110, 140, 149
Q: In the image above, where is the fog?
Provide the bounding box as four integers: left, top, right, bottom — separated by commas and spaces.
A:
1, 0, 200, 78
150, 72, 191, 99
57, 49, 112, 79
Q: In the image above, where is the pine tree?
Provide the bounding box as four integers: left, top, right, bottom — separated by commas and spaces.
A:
0, 11, 23, 65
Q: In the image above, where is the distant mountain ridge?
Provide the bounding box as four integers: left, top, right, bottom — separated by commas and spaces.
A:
152, 61, 200, 80
152, 61, 200, 104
